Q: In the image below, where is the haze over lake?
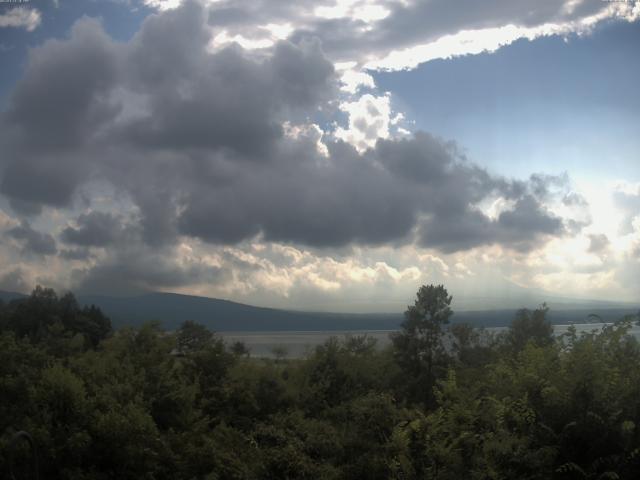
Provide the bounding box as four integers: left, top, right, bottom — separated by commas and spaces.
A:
222, 323, 640, 358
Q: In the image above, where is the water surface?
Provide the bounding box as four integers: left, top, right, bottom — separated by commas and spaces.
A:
221, 323, 640, 358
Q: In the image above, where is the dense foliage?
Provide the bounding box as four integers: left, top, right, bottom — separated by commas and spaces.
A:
1, 285, 640, 479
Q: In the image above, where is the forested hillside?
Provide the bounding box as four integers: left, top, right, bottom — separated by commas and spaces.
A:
1, 285, 640, 479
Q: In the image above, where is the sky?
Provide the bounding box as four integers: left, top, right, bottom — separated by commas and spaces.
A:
0, 0, 639, 312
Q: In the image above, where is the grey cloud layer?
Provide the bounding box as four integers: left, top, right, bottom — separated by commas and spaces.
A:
208, 0, 612, 64
0, 0, 573, 285
6, 221, 57, 256
588, 233, 610, 254
614, 187, 640, 235
0, 268, 30, 293
73, 246, 228, 295
0, 18, 117, 214
61, 211, 127, 247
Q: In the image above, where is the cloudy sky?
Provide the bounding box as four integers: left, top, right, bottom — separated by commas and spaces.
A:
0, 0, 639, 312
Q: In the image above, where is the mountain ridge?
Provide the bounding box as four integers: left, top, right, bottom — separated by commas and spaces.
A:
1, 289, 637, 331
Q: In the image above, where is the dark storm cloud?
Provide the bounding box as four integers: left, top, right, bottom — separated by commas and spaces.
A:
61, 211, 126, 247
0, 17, 119, 214
1, 151, 99, 217
3, 19, 117, 151
494, 195, 564, 247
122, 3, 282, 154
178, 131, 565, 251
177, 137, 417, 247
419, 194, 564, 253
374, 135, 565, 252
122, 40, 333, 154
120, 1, 335, 155
59, 247, 93, 261
1, 0, 569, 265
364, 0, 604, 51
75, 247, 229, 295
0, 1, 336, 216
6, 221, 57, 256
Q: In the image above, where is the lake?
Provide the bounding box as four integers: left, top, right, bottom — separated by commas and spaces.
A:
221, 322, 640, 358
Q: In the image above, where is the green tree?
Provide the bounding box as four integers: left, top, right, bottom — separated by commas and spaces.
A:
1, 287, 111, 349
391, 284, 453, 406
176, 320, 213, 354
506, 303, 554, 352
229, 340, 250, 357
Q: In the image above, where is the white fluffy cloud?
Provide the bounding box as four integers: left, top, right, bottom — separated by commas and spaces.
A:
0, 7, 41, 31
143, 0, 182, 11
334, 93, 392, 151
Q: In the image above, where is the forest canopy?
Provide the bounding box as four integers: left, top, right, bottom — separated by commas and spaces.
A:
1, 285, 640, 479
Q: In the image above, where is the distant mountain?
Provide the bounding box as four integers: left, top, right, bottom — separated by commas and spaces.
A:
75, 291, 639, 332
2, 289, 636, 331
0, 290, 27, 303
77, 292, 403, 331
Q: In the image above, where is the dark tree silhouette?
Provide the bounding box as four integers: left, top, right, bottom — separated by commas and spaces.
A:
392, 284, 453, 405
506, 303, 553, 352
176, 320, 214, 354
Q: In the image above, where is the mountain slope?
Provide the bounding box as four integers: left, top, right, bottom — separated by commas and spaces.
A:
77, 292, 403, 331
78, 292, 639, 332
2, 289, 637, 331
0, 290, 27, 303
